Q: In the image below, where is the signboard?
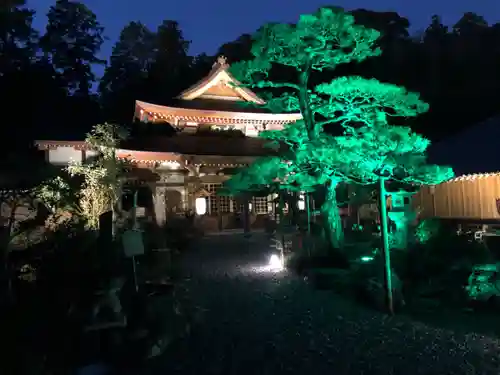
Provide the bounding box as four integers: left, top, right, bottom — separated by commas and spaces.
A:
392, 195, 404, 208
122, 229, 145, 257
161, 174, 184, 184
136, 207, 146, 218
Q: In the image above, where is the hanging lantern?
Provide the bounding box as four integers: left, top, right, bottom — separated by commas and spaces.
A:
195, 197, 207, 215
298, 193, 305, 211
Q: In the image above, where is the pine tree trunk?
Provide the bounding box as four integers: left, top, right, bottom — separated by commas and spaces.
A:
298, 66, 316, 141
321, 181, 344, 250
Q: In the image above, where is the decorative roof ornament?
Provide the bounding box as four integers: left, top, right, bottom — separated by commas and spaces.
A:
216, 55, 228, 67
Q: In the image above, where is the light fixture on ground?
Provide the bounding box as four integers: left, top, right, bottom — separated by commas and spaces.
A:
269, 254, 284, 270
195, 197, 207, 215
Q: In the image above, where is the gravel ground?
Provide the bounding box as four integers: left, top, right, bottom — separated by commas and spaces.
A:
141, 233, 500, 375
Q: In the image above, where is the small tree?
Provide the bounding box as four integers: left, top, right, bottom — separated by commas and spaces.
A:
333, 117, 453, 314
38, 124, 129, 230
259, 74, 433, 244
67, 123, 129, 229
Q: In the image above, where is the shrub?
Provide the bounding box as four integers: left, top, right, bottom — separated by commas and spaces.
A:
414, 218, 441, 244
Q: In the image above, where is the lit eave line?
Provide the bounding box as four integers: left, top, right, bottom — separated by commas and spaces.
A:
444, 172, 500, 183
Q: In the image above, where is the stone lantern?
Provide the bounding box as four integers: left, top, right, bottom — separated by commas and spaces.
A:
387, 189, 417, 250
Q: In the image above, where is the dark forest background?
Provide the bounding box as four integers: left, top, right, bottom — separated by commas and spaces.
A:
3, 1, 500, 156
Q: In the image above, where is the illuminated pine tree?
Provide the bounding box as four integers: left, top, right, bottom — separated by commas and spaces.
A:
228, 8, 452, 251
230, 7, 381, 140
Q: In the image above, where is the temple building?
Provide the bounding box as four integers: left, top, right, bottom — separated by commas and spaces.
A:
35, 56, 302, 231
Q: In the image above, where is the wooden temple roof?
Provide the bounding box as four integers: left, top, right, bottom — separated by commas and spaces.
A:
120, 135, 278, 157
35, 135, 278, 166
134, 55, 302, 126
177, 55, 265, 104
35, 56, 299, 167
134, 100, 301, 127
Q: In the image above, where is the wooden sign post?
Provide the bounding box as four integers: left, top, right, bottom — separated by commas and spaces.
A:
122, 230, 144, 292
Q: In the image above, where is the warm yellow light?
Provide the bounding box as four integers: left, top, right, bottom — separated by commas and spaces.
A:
195, 197, 207, 215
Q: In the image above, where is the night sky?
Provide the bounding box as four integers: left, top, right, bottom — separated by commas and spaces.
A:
30, 0, 500, 62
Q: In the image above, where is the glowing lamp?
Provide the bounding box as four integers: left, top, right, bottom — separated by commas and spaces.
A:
269, 254, 283, 270
195, 197, 207, 215
249, 202, 252, 211
298, 199, 305, 211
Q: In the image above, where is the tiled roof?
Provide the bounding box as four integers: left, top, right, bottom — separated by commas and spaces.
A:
121, 134, 279, 157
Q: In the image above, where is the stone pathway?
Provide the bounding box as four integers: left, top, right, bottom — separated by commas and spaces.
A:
141, 233, 500, 375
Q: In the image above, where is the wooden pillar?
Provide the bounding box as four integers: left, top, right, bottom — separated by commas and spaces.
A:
153, 185, 167, 227
243, 196, 250, 234
217, 194, 222, 231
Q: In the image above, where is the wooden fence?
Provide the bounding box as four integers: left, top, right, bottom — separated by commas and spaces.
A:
413, 173, 500, 220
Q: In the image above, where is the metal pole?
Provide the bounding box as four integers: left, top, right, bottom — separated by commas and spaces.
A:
306, 193, 311, 257
279, 193, 285, 261
132, 189, 138, 229
132, 189, 139, 292
306, 193, 311, 235
379, 177, 394, 315
132, 255, 138, 292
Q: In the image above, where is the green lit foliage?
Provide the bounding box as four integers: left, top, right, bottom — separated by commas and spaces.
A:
311, 71, 452, 187
314, 77, 429, 130
334, 120, 454, 185
231, 7, 380, 74
224, 157, 285, 195
225, 121, 328, 196
230, 7, 381, 140
227, 7, 453, 250
414, 218, 442, 244
259, 121, 351, 185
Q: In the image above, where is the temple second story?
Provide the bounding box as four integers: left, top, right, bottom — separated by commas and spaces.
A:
134, 55, 301, 137
36, 56, 302, 166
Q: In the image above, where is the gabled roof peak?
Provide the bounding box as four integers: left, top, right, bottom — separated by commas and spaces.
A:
176, 56, 265, 104
214, 55, 229, 68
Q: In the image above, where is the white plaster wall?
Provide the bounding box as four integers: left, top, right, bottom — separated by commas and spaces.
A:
48, 147, 82, 165
85, 150, 98, 160
160, 173, 185, 184
244, 126, 259, 137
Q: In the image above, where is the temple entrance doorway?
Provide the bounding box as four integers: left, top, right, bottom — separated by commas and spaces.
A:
122, 183, 154, 224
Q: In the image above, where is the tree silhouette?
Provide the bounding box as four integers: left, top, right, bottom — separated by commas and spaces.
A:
40, 0, 105, 96
0, 0, 38, 75
147, 20, 192, 104
100, 22, 157, 123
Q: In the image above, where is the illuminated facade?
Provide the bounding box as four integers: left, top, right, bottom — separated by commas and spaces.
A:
35, 56, 302, 231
